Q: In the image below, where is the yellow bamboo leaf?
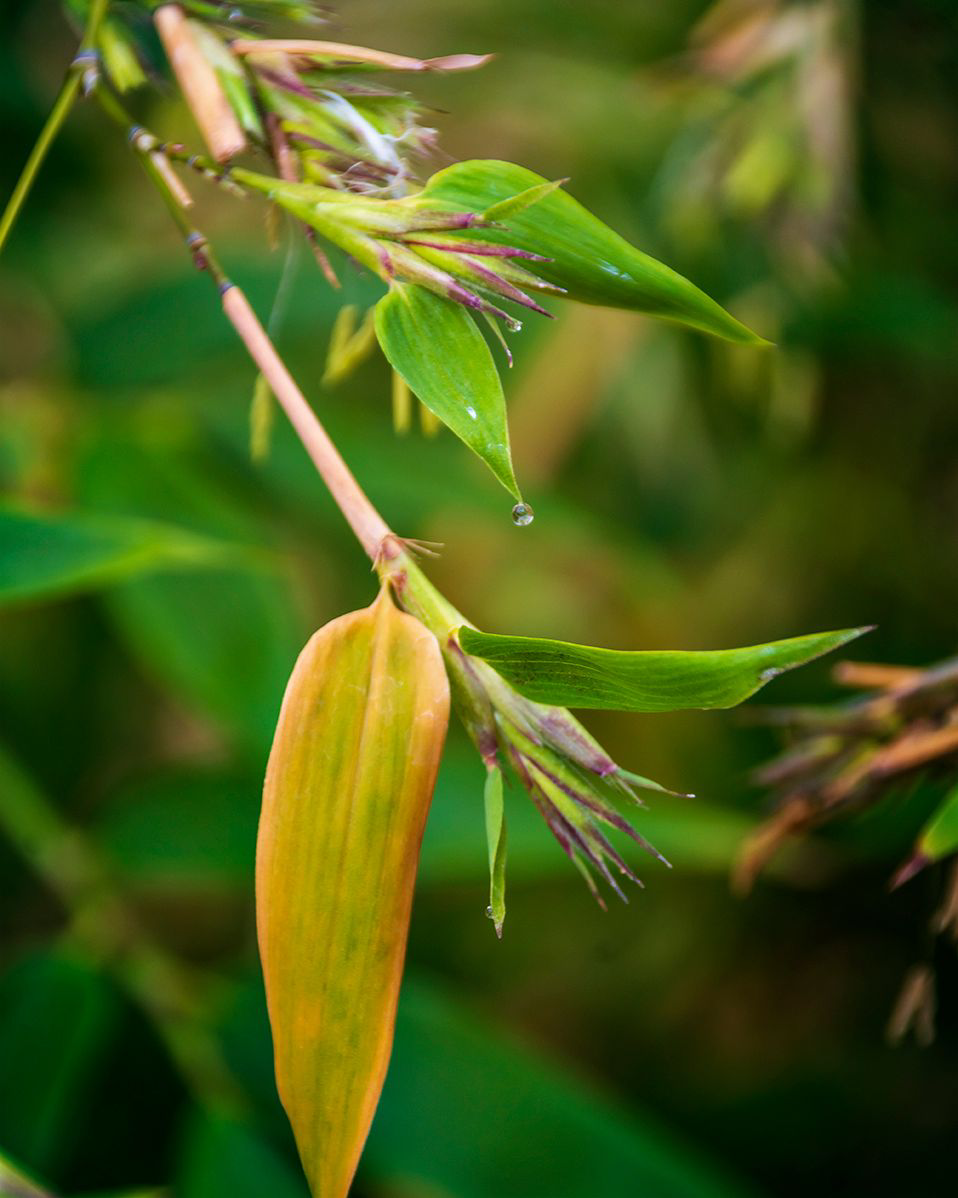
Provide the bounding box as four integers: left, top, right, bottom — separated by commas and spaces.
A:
257, 587, 450, 1198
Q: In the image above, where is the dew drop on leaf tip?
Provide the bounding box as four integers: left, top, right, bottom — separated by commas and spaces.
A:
511, 502, 535, 527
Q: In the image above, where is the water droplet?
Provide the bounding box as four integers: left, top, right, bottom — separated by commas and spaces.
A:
485, 905, 494, 918
511, 502, 535, 527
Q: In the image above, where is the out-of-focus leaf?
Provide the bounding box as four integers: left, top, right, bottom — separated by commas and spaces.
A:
458, 626, 870, 711
0, 505, 249, 607
95, 771, 259, 889
97, 20, 147, 93
76, 438, 305, 759
374, 283, 522, 500
367, 978, 755, 1198
220, 975, 755, 1198
919, 783, 958, 862
257, 590, 449, 1198
322, 304, 378, 386
418, 161, 766, 344
0, 952, 118, 1180
176, 1112, 307, 1198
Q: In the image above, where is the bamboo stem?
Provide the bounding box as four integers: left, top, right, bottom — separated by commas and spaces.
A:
94, 85, 392, 561
220, 285, 392, 557
0, 0, 110, 256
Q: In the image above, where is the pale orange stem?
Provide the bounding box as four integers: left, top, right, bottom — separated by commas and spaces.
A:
220, 285, 391, 559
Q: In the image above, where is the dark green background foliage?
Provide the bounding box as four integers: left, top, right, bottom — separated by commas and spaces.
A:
2, 1, 958, 1195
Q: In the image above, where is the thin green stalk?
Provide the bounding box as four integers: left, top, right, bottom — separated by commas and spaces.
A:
0, 0, 110, 255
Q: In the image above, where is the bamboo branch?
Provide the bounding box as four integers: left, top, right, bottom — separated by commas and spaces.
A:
0, 0, 110, 255
220, 285, 391, 557
96, 86, 392, 561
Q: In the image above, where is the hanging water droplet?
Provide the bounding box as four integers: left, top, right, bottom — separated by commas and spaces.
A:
485, 905, 494, 918
511, 502, 535, 527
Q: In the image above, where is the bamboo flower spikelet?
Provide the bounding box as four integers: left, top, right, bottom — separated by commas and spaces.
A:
0, 2, 880, 1195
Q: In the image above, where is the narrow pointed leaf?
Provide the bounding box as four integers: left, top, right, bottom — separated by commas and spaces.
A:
920, 784, 958, 862
419, 161, 766, 344
257, 589, 450, 1198
0, 505, 256, 606
483, 766, 507, 937
458, 626, 871, 712
374, 283, 522, 499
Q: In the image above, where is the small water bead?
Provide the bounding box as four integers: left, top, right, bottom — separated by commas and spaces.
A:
511, 502, 535, 527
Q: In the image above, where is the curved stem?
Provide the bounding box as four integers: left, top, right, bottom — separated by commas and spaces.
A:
95, 84, 393, 561
0, 0, 110, 256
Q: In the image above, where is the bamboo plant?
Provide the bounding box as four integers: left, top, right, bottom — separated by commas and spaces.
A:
1, 2, 871, 1194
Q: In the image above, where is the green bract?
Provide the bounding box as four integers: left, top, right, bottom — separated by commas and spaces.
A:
417, 160, 768, 344
457, 625, 871, 711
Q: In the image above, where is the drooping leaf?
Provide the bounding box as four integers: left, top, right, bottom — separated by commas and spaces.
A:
458, 625, 871, 711
257, 588, 450, 1198
483, 765, 507, 937
418, 160, 766, 344
0, 505, 248, 607
374, 283, 522, 500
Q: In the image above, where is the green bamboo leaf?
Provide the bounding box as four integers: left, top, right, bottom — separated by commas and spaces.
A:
0, 505, 251, 606
418, 160, 766, 344
374, 282, 522, 500
919, 783, 958, 862
458, 626, 871, 711
483, 765, 507, 937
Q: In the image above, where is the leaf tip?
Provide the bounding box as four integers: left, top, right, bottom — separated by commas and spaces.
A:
890, 852, 930, 890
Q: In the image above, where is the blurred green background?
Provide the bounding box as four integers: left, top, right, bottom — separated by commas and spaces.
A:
2, 0, 957, 1195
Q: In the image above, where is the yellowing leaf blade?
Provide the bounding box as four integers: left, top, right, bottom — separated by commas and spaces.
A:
257, 589, 450, 1198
